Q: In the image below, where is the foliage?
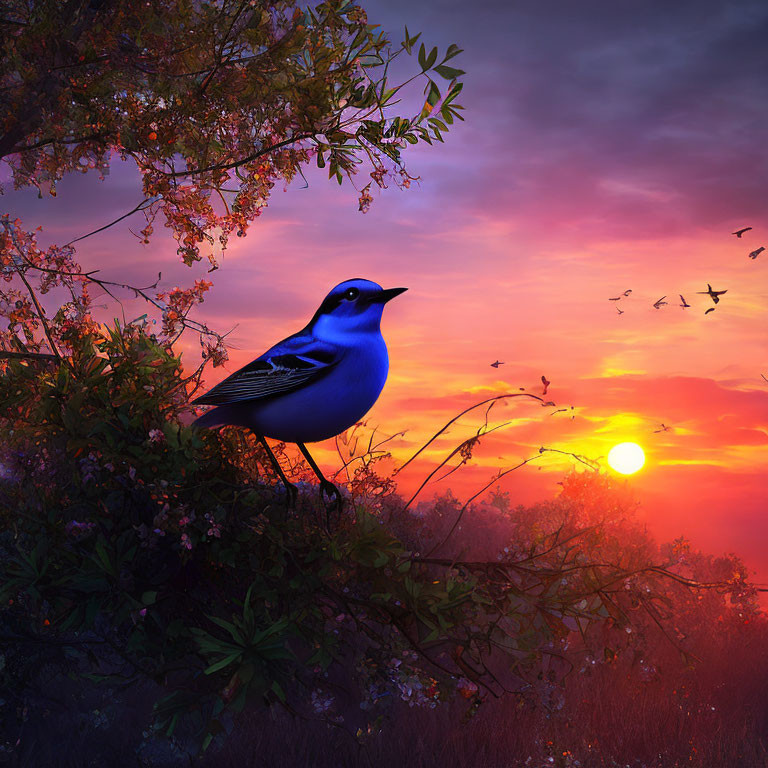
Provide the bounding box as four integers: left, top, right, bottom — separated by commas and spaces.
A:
207, 608, 768, 768
0, 0, 465, 266
0, 0, 466, 394
0, 323, 759, 760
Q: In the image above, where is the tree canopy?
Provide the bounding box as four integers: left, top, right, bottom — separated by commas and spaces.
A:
1, 0, 464, 267
1, 0, 465, 372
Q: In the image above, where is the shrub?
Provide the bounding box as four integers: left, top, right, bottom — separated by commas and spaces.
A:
0, 323, 759, 761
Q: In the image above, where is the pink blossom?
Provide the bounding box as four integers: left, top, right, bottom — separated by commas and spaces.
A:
148, 428, 165, 444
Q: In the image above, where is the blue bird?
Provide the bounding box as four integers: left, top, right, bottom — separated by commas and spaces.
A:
192, 278, 406, 510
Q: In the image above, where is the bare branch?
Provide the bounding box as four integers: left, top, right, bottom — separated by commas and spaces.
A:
395, 392, 546, 476
63, 197, 157, 247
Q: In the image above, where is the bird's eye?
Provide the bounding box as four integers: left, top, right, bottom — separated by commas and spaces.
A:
345, 287, 360, 301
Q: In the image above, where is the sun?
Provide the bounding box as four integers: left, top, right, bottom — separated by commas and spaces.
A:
607, 442, 645, 475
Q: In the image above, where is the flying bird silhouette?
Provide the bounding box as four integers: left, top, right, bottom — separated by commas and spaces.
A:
654, 423, 673, 433
490, 360, 504, 368
679, 295, 690, 308
616, 306, 624, 315
622, 289, 632, 296
705, 307, 716, 315
541, 375, 550, 395
608, 296, 622, 301
732, 227, 752, 238
192, 279, 406, 513
653, 296, 667, 309
748, 246, 765, 260
697, 284, 727, 304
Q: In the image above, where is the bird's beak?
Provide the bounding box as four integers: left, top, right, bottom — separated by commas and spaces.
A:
374, 287, 408, 304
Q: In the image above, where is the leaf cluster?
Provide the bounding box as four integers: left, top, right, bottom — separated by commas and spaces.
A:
0, 0, 466, 265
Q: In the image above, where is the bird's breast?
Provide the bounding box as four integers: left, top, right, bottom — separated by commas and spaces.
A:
245, 333, 390, 443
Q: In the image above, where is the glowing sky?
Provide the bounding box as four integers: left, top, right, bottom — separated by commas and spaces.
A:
5, 0, 768, 583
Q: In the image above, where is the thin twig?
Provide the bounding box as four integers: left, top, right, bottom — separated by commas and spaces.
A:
63, 197, 157, 247
424, 455, 541, 557
395, 393, 546, 476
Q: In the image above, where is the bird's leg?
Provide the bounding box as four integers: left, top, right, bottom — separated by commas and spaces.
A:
256, 435, 298, 508
297, 442, 343, 527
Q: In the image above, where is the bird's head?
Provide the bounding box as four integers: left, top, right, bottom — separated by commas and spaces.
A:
308, 279, 407, 336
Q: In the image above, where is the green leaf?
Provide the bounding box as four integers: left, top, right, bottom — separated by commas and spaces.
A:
426, 80, 440, 107
206, 614, 246, 645
403, 26, 421, 55
434, 64, 465, 80
444, 43, 463, 61
242, 583, 255, 626
271, 680, 286, 703
204, 652, 241, 675
166, 713, 179, 737
381, 86, 398, 104
141, 590, 157, 605
417, 42, 427, 69
442, 82, 464, 105
93, 539, 114, 577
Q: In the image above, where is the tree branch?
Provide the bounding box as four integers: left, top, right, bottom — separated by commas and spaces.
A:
0, 350, 58, 362
9, 131, 111, 154
1, 219, 65, 362
151, 133, 315, 178
63, 196, 157, 247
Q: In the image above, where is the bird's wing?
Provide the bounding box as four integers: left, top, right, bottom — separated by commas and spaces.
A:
192, 334, 341, 406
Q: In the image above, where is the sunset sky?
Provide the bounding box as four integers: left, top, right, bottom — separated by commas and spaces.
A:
5, 0, 768, 582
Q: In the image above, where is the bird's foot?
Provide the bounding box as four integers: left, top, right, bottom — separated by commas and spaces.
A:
320, 479, 343, 508
319, 480, 344, 530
